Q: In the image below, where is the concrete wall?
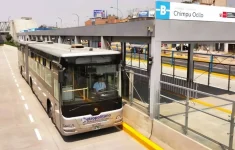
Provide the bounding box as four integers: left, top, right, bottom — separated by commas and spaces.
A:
123, 104, 212, 150
226, 0, 235, 7
155, 20, 235, 42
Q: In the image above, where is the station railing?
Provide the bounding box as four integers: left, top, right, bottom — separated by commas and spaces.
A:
161, 54, 235, 92
159, 81, 235, 150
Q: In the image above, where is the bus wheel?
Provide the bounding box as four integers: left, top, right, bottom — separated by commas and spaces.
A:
20, 66, 23, 75
47, 101, 54, 123
117, 124, 123, 130
29, 77, 33, 91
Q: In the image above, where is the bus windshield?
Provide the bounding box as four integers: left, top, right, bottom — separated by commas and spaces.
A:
61, 64, 119, 105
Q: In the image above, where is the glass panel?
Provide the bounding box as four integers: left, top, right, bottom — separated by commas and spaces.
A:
62, 64, 119, 105
46, 60, 50, 68
54, 78, 59, 100
40, 65, 45, 80
33, 60, 36, 72
40, 57, 43, 65
36, 62, 40, 75
36, 56, 39, 62
29, 58, 31, 69
45, 68, 52, 86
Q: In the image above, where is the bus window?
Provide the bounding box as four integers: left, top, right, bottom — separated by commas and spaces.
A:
62, 63, 119, 105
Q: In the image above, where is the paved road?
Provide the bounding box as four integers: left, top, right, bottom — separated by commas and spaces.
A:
0, 45, 145, 150
162, 57, 235, 75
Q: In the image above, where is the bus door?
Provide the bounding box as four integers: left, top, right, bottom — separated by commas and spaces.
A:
52, 63, 61, 128
25, 45, 29, 82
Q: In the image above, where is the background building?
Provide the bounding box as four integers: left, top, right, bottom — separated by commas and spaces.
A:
9, 17, 38, 41
183, 0, 226, 6
85, 15, 121, 26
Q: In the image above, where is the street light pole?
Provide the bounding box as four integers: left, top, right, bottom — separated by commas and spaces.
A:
110, 6, 123, 19
8, 16, 11, 22
72, 14, 79, 27
57, 17, 62, 28
117, 0, 118, 18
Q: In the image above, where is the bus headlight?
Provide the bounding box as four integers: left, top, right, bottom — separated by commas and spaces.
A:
63, 124, 76, 132
63, 124, 74, 128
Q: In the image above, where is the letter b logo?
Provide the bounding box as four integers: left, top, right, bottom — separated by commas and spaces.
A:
156, 1, 170, 20
160, 5, 166, 15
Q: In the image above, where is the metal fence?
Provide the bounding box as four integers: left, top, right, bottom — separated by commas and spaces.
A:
159, 81, 235, 150
161, 74, 198, 98
125, 52, 148, 70
161, 55, 235, 92
122, 67, 149, 104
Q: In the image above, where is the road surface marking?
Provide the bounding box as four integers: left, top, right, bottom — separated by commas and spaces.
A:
34, 82, 37, 85
16, 84, 19, 87
38, 87, 41, 91
14, 79, 17, 83
13, 76, 15, 79
28, 114, 34, 122
24, 104, 29, 110
18, 89, 21, 93
34, 128, 42, 140
21, 95, 25, 100
43, 93, 46, 97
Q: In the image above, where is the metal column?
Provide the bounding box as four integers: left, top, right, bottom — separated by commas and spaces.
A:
129, 70, 134, 104
74, 36, 81, 44
88, 39, 93, 47
187, 44, 194, 83
101, 36, 108, 49
58, 36, 62, 43
121, 42, 126, 66
149, 38, 161, 119
228, 102, 235, 150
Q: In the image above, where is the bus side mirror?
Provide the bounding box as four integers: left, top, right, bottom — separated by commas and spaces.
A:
58, 70, 64, 83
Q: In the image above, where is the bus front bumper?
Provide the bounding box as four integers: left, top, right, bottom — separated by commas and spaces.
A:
60, 108, 123, 136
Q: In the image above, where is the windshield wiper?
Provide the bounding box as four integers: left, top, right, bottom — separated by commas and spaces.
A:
98, 90, 117, 94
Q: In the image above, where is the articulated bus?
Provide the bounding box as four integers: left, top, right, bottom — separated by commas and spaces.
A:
18, 41, 123, 136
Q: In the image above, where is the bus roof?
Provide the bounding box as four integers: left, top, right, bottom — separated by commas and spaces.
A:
19, 41, 120, 58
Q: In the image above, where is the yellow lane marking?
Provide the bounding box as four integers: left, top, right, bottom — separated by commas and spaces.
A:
191, 99, 232, 114
122, 122, 163, 150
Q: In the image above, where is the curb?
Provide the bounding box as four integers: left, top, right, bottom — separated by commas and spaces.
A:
122, 122, 163, 150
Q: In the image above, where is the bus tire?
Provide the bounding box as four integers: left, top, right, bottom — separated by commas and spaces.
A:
117, 124, 123, 130
29, 77, 33, 92
47, 100, 54, 124
20, 66, 23, 76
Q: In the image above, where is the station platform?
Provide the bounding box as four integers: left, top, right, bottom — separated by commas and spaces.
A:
124, 55, 235, 149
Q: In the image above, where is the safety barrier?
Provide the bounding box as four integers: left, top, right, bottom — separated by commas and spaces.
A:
123, 104, 211, 150
161, 74, 198, 98
160, 81, 235, 150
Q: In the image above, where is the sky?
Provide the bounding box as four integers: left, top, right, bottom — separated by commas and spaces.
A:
1, 0, 184, 27
2, 0, 235, 27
